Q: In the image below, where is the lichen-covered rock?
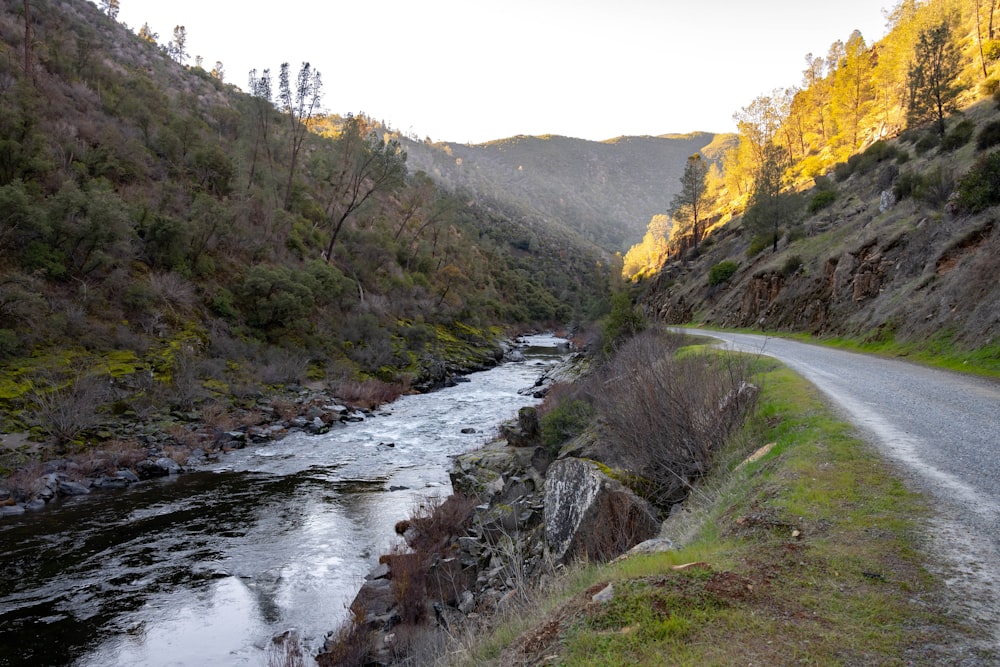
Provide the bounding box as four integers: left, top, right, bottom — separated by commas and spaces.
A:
544, 458, 660, 563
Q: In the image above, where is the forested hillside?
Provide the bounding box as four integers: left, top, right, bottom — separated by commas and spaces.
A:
402, 132, 735, 252
0, 0, 613, 440
632, 0, 1000, 364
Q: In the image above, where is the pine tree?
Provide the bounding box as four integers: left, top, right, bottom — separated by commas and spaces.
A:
669, 154, 709, 252
907, 21, 962, 135
167, 25, 188, 65
743, 144, 799, 253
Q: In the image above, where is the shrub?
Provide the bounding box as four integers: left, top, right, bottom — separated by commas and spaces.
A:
782, 255, 803, 276
29, 371, 110, 449
833, 161, 853, 182
808, 190, 837, 213
941, 119, 974, 152
918, 167, 956, 208
708, 260, 738, 286
956, 151, 1000, 213
329, 378, 408, 410
746, 235, 770, 257
239, 264, 315, 335
915, 132, 940, 155
986, 39, 1000, 61
593, 329, 757, 507
893, 171, 922, 201
976, 120, 1000, 150
404, 493, 477, 553
0, 329, 22, 359
540, 398, 594, 450
893, 168, 954, 207
601, 292, 646, 353
836, 141, 902, 181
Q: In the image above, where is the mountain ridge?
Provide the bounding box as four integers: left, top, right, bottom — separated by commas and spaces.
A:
400, 131, 737, 252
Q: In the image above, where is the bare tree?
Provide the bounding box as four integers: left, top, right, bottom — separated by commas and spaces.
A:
315, 115, 407, 261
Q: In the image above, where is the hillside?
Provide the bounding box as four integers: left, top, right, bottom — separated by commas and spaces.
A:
402, 132, 736, 252
644, 104, 1000, 360
0, 0, 614, 449
633, 0, 1000, 367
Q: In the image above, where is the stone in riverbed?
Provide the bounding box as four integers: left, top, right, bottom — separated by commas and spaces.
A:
136, 457, 182, 479
57, 479, 91, 496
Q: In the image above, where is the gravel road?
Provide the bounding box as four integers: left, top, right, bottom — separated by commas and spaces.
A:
683, 329, 1000, 653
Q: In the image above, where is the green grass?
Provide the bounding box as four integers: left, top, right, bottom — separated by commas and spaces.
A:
456, 362, 987, 666
815, 332, 1000, 377
678, 323, 1000, 378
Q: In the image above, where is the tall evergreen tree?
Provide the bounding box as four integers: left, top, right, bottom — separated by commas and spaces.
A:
278, 62, 322, 210
907, 21, 962, 135
831, 31, 875, 154
167, 25, 188, 65
669, 153, 708, 252
743, 143, 798, 253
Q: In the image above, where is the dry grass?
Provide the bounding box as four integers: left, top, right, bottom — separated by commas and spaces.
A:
2, 460, 46, 502
329, 378, 409, 410
198, 400, 236, 432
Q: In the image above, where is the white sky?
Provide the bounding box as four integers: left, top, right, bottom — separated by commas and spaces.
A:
110, 1, 891, 144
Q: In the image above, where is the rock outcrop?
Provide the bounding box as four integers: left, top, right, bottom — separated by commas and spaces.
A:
544, 458, 660, 563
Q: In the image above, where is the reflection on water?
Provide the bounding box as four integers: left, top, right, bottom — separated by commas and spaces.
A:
0, 335, 569, 666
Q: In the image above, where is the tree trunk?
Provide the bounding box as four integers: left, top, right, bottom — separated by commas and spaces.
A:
23, 0, 31, 81
976, 0, 989, 79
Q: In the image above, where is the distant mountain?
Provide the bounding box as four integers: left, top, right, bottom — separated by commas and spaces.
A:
401, 132, 737, 252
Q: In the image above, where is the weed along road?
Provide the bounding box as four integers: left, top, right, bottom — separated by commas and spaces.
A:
684, 328, 1000, 642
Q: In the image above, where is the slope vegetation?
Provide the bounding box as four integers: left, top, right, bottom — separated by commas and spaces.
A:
645, 98, 1000, 369
403, 132, 735, 252
0, 0, 612, 449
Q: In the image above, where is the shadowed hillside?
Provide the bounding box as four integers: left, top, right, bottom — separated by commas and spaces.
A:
402, 132, 736, 252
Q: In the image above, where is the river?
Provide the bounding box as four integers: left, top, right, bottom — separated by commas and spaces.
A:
0, 335, 570, 667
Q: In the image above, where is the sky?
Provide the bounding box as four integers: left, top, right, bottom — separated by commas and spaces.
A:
111, 0, 891, 144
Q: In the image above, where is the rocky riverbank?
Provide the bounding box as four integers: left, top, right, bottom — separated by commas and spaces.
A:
317, 346, 752, 667
0, 339, 517, 519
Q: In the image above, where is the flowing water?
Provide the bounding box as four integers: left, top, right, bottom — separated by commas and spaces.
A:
0, 335, 570, 667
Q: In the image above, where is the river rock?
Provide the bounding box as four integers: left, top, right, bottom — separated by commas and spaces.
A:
0, 504, 25, 516
544, 458, 660, 563
57, 479, 91, 496
136, 457, 181, 479
115, 469, 140, 484
349, 577, 397, 629
457, 589, 476, 614
92, 476, 128, 490
499, 407, 539, 448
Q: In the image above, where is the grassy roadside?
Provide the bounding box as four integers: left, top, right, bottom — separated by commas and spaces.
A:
450, 359, 988, 666
681, 324, 1000, 379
